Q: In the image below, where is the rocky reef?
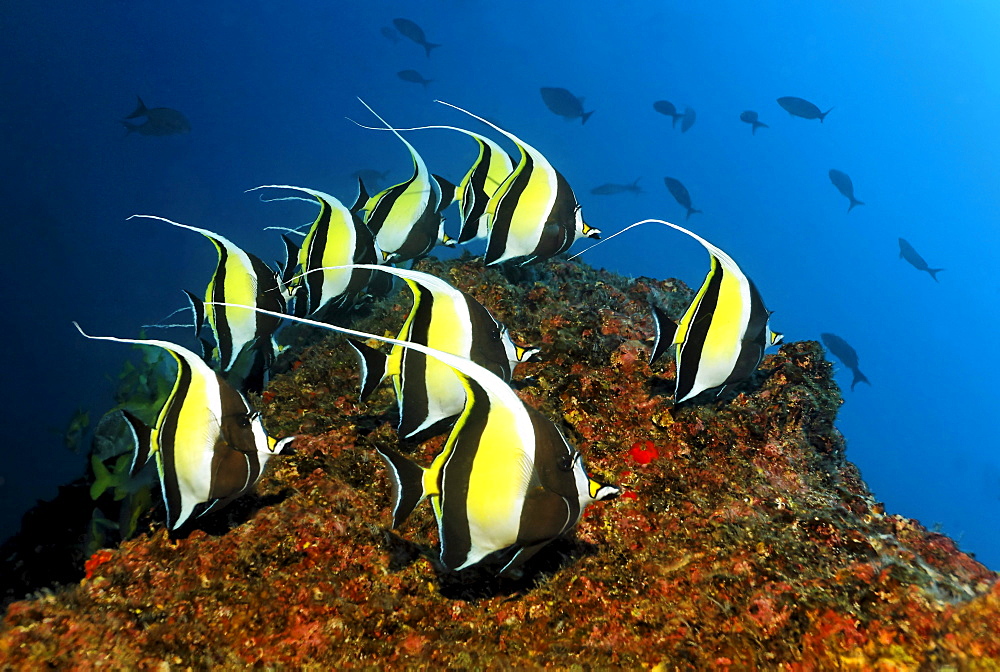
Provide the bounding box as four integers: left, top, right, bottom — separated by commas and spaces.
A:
2, 256, 997, 669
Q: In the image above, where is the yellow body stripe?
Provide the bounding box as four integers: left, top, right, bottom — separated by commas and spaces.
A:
699, 269, 746, 365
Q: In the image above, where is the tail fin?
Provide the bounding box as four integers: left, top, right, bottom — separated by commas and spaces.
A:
819, 107, 835, 123
850, 368, 870, 391
375, 445, 427, 528
350, 177, 371, 214
649, 302, 678, 365
345, 338, 388, 401
847, 198, 865, 212
424, 42, 441, 57
121, 410, 152, 477
90, 455, 114, 500
752, 121, 768, 135
686, 207, 702, 220
277, 234, 300, 286
121, 120, 139, 135
927, 268, 944, 282
182, 290, 205, 339
581, 110, 594, 125
124, 96, 148, 120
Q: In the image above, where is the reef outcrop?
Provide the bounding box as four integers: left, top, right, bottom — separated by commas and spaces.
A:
2, 256, 997, 669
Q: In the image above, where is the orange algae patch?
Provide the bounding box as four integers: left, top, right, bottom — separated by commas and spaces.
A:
84, 549, 115, 579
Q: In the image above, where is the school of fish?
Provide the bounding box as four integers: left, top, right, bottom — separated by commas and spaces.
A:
85, 84, 915, 577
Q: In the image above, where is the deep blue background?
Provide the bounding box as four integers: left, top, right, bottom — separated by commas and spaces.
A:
3, 2, 999, 568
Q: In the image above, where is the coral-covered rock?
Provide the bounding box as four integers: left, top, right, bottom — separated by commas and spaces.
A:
1, 257, 996, 668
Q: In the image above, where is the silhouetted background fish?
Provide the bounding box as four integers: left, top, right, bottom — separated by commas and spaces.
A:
663, 176, 701, 219
392, 18, 440, 57
680, 106, 696, 133
653, 100, 683, 127
820, 333, 870, 391
898, 237, 944, 281
777, 96, 833, 122
351, 168, 392, 192
540, 87, 593, 124
121, 97, 190, 136
739, 110, 768, 135
590, 179, 642, 195
398, 69, 433, 88
828, 169, 864, 212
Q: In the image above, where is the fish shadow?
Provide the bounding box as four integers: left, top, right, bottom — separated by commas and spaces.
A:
432, 536, 600, 601
169, 488, 296, 539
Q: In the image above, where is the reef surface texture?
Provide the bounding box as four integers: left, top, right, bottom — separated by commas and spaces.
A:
2, 257, 998, 669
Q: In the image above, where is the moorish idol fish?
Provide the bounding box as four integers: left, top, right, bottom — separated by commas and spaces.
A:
73, 325, 293, 529
353, 99, 445, 264
346, 119, 515, 245
205, 297, 619, 576
343, 264, 538, 439
131, 215, 285, 393
251, 185, 380, 317
436, 100, 601, 266
571, 219, 782, 403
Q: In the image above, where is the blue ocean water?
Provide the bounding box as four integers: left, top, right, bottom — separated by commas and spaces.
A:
3, 1, 998, 569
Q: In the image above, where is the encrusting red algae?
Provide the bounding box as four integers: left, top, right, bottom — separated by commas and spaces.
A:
2, 256, 997, 669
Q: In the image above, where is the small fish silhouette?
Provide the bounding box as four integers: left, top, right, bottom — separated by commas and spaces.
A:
820, 333, 870, 391
680, 107, 696, 133
663, 177, 701, 219
398, 69, 433, 88
540, 87, 593, 124
653, 100, 683, 128
777, 96, 833, 122
828, 169, 864, 212
392, 18, 440, 57
121, 97, 190, 136
739, 110, 768, 135
898, 238, 944, 281
590, 179, 642, 196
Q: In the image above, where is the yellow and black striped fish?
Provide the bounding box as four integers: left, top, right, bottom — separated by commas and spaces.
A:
131, 215, 285, 393
346, 119, 515, 245
573, 219, 782, 403
453, 132, 514, 244
437, 100, 601, 265
253, 185, 380, 317
344, 265, 537, 439
204, 297, 619, 576
74, 325, 293, 529
353, 100, 445, 263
